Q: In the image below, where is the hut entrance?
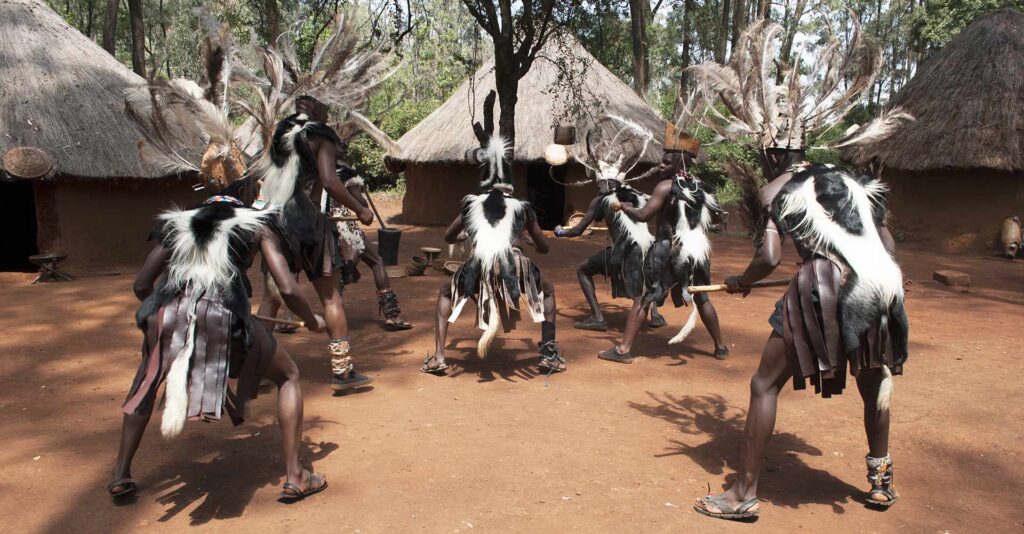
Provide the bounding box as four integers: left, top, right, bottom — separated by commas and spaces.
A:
0, 181, 39, 271
526, 162, 565, 230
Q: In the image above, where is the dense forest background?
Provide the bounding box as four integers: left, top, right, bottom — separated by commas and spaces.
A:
46, 0, 1023, 199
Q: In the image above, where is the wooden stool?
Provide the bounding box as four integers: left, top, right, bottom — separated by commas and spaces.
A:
421, 247, 442, 265
29, 253, 73, 283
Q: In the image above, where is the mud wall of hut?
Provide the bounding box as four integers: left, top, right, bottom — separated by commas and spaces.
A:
886, 169, 1024, 251
401, 162, 598, 226
33, 178, 205, 272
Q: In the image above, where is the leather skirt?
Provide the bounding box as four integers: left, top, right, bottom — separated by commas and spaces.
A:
780, 257, 903, 398
123, 290, 275, 425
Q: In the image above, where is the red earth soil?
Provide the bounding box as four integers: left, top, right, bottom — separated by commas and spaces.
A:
2, 199, 1023, 533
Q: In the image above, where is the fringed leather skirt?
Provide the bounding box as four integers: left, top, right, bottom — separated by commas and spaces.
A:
449, 248, 546, 331
777, 258, 904, 398
123, 290, 275, 425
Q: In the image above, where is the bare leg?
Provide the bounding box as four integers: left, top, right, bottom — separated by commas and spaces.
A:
704, 335, 791, 511
856, 369, 890, 458
360, 248, 390, 292
109, 402, 154, 493
263, 347, 315, 488
311, 271, 348, 340
696, 297, 728, 355
576, 262, 604, 323
542, 279, 556, 323
425, 283, 453, 371
616, 299, 650, 353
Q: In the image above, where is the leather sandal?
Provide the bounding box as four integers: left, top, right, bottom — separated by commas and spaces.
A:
693, 494, 759, 520
280, 469, 327, 502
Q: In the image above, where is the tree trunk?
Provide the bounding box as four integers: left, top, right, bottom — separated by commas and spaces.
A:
675, 0, 695, 117
265, 0, 281, 46
127, 0, 146, 77
717, 0, 731, 62
493, 49, 518, 148
779, 0, 807, 68
628, 0, 651, 99
731, 0, 746, 50
102, 0, 118, 54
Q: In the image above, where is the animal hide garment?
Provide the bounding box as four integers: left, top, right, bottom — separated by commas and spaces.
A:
672, 178, 718, 267
156, 203, 274, 437
604, 186, 654, 254
449, 190, 545, 356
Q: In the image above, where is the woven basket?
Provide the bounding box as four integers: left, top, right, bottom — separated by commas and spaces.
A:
442, 261, 463, 275
408, 256, 428, 276
3, 147, 54, 179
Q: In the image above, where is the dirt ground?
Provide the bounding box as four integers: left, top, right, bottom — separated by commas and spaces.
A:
2, 198, 1023, 533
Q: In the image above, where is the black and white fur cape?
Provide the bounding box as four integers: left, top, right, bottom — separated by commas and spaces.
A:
771, 165, 908, 353
665, 175, 718, 345
254, 113, 341, 241
603, 184, 655, 254
771, 165, 909, 406
449, 189, 545, 356
136, 201, 276, 437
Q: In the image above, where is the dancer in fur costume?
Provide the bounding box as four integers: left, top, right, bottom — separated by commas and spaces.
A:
241, 6, 401, 391
685, 13, 912, 520
328, 151, 413, 331
553, 116, 666, 330
109, 187, 329, 501
421, 91, 564, 374
597, 123, 729, 364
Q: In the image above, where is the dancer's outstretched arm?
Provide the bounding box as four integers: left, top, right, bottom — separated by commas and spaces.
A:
726, 219, 783, 293
556, 196, 601, 237
262, 230, 324, 332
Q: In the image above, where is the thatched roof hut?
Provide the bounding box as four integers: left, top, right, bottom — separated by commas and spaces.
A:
843, 8, 1024, 250
388, 34, 667, 226
0, 0, 202, 271
844, 8, 1024, 172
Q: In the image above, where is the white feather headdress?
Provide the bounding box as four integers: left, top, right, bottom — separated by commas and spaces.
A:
687, 10, 902, 150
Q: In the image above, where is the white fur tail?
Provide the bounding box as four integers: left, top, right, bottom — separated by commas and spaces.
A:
668, 305, 699, 345
160, 292, 201, 438
477, 297, 501, 357
877, 365, 893, 412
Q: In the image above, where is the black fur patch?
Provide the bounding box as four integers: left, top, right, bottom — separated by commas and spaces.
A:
482, 189, 507, 226
270, 114, 307, 166
189, 203, 237, 247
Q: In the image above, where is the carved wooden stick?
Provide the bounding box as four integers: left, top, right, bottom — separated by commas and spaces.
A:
688, 279, 791, 293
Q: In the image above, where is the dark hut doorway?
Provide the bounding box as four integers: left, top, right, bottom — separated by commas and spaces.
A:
526, 162, 566, 229
0, 181, 39, 271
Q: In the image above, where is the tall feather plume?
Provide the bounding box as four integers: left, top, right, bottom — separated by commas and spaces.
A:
689, 10, 884, 150
236, 2, 400, 155
125, 10, 248, 181
576, 115, 655, 184
833, 108, 914, 149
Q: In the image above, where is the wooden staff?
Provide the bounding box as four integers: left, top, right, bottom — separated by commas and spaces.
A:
253, 314, 305, 328
362, 188, 387, 229
688, 279, 791, 293
328, 215, 360, 222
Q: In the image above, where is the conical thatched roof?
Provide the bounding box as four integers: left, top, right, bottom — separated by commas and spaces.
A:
387, 34, 666, 168
0, 0, 161, 179
844, 8, 1024, 172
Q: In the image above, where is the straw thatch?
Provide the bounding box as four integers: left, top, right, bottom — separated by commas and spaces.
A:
0, 0, 162, 179
843, 8, 1024, 172
387, 34, 666, 168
